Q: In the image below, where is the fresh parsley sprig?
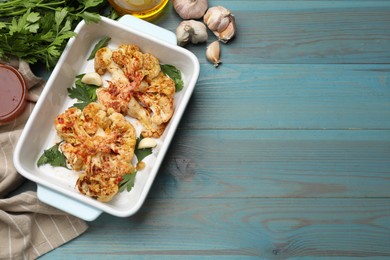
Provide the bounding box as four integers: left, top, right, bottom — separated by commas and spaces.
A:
160, 64, 184, 92
67, 74, 99, 110
119, 172, 137, 192
37, 143, 68, 168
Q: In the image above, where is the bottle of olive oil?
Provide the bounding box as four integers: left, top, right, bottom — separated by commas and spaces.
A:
108, 0, 169, 20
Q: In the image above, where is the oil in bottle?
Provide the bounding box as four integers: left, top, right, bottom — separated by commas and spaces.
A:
108, 0, 169, 20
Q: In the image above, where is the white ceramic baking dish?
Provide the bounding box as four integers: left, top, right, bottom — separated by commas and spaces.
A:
13, 15, 199, 221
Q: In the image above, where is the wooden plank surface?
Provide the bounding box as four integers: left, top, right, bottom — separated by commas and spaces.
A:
42, 198, 390, 259
35, 0, 390, 258
152, 130, 390, 198
179, 64, 390, 130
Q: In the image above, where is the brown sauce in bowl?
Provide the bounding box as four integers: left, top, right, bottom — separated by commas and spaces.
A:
0, 64, 27, 123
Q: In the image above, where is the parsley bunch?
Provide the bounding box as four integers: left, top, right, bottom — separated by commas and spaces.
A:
0, 0, 116, 69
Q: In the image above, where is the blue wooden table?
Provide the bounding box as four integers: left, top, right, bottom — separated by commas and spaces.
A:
36, 0, 390, 258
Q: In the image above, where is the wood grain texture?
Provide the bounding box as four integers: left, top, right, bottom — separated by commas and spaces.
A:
179, 64, 390, 130
41, 198, 390, 259
152, 130, 390, 198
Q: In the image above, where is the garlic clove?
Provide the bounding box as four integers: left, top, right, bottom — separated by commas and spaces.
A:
81, 72, 102, 86
206, 40, 221, 67
204, 6, 232, 33
138, 138, 157, 149
203, 9, 220, 31
173, 0, 208, 20
176, 20, 208, 46
215, 15, 236, 43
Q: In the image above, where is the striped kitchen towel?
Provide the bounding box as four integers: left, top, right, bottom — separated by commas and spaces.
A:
0, 59, 88, 260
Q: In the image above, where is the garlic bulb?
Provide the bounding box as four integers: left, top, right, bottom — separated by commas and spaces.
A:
173, 0, 208, 19
204, 6, 236, 43
176, 20, 208, 46
206, 40, 221, 67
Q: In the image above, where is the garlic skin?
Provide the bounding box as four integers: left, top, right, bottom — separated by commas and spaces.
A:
176, 20, 208, 46
81, 72, 102, 86
206, 40, 221, 67
173, 0, 208, 19
204, 6, 236, 43
176, 23, 190, 46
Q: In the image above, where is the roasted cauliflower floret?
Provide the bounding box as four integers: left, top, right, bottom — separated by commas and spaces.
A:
112, 44, 160, 83
140, 52, 161, 81
128, 93, 174, 138
111, 44, 140, 67
96, 80, 133, 113
94, 44, 176, 138
127, 71, 175, 137
54, 107, 84, 145
94, 47, 113, 76
138, 72, 175, 96
95, 46, 139, 114
54, 102, 136, 202
77, 150, 135, 202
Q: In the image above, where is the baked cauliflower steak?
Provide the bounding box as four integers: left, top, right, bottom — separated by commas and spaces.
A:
54, 102, 136, 202
94, 44, 176, 138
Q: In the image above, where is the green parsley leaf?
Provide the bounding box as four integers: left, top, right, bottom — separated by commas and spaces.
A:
55, 8, 68, 31
82, 0, 106, 10
26, 23, 39, 33
58, 20, 73, 36
72, 102, 90, 110
108, 7, 120, 20
79, 11, 101, 24
134, 136, 153, 162
37, 143, 68, 168
27, 12, 41, 23
8, 18, 18, 36
8, 10, 32, 35
87, 36, 111, 60
26, 12, 40, 23
160, 64, 184, 92
119, 172, 137, 192
67, 74, 99, 108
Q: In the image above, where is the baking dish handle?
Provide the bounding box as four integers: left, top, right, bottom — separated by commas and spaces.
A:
117, 15, 177, 45
37, 185, 102, 221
